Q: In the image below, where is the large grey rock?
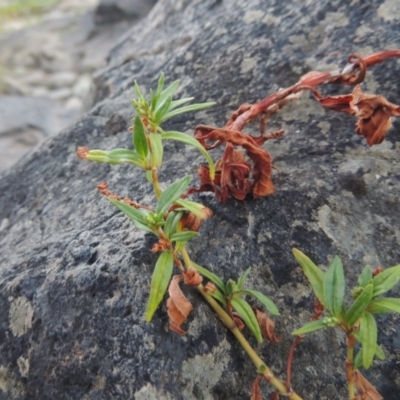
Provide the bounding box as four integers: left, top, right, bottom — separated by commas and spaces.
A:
1, 0, 400, 399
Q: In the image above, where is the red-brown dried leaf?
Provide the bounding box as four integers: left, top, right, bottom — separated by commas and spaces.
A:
194, 125, 275, 200
167, 275, 193, 335
350, 85, 400, 145
151, 239, 171, 253
183, 267, 203, 286
254, 309, 282, 343
232, 312, 245, 331
311, 299, 325, 321
355, 371, 383, 400
250, 375, 262, 400
268, 392, 279, 400
372, 266, 383, 277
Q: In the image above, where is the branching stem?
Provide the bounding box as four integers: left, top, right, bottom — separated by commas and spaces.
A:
180, 247, 303, 400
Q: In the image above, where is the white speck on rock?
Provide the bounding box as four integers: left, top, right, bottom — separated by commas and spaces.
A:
378, 0, 400, 21
9, 296, 34, 337
243, 10, 265, 24
240, 57, 258, 74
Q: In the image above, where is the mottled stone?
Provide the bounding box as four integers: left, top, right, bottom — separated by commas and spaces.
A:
1, 0, 400, 399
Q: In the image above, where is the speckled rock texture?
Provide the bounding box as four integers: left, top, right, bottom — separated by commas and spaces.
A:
1, 0, 400, 399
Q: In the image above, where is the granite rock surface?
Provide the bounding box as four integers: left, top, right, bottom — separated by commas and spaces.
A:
1, 0, 400, 399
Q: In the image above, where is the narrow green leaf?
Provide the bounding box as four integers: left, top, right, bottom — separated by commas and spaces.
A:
156, 73, 165, 98
170, 231, 198, 242
323, 256, 345, 317
156, 80, 179, 113
375, 344, 385, 360
156, 176, 191, 215
372, 265, 400, 297
149, 133, 163, 167
145, 250, 174, 322
163, 211, 183, 239
160, 102, 216, 122
345, 284, 373, 327
169, 97, 194, 110
292, 248, 325, 305
108, 198, 147, 226
225, 279, 237, 297
174, 199, 209, 219
292, 319, 328, 336
358, 265, 373, 288
154, 96, 172, 124
162, 131, 215, 179
192, 262, 225, 293
237, 268, 251, 291
354, 350, 363, 369
359, 312, 377, 369
151, 73, 165, 110
368, 298, 400, 314
231, 298, 262, 343
133, 116, 148, 158
209, 288, 227, 307
134, 80, 146, 102
86, 149, 145, 168
240, 289, 280, 316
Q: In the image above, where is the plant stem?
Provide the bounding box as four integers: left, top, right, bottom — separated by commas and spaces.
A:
346, 336, 356, 400
180, 248, 303, 400
151, 167, 162, 198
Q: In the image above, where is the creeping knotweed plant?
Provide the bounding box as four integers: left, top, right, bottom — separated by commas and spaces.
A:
79, 49, 400, 399
78, 75, 301, 399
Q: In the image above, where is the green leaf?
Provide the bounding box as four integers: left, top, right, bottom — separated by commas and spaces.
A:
345, 284, 373, 327
160, 102, 216, 122
170, 231, 198, 242
292, 249, 325, 305
375, 344, 386, 360
151, 73, 165, 109
162, 131, 216, 179
192, 262, 225, 293
145, 250, 174, 322
231, 298, 262, 343
323, 256, 345, 317
133, 116, 148, 159
292, 319, 328, 336
174, 199, 209, 219
368, 298, 400, 314
149, 133, 163, 167
358, 266, 373, 288
163, 211, 183, 239
225, 279, 236, 297
86, 149, 145, 168
156, 176, 191, 215
109, 199, 148, 228
154, 96, 172, 124
359, 312, 377, 369
169, 97, 194, 110
155, 80, 179, 113
372, 265, 400, 297
236, 268, 251, 291
209, 288, 226, 306
354, 350, 363, 369
134, 80, 146, 103
240, 289, 280, 316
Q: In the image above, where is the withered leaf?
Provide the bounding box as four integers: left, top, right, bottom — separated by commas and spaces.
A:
183, 267, 203, 286
355, 371, 383, 400
351, 85, 400, 146
254, 309, 282, 343
194, 125, 276, 200
167, 275, 193, 335
250, 375, 262, 400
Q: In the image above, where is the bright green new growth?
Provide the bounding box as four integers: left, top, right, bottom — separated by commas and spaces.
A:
292, 248, 400, 371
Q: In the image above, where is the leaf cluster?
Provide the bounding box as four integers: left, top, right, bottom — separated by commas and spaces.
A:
292, 249, 400, 369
